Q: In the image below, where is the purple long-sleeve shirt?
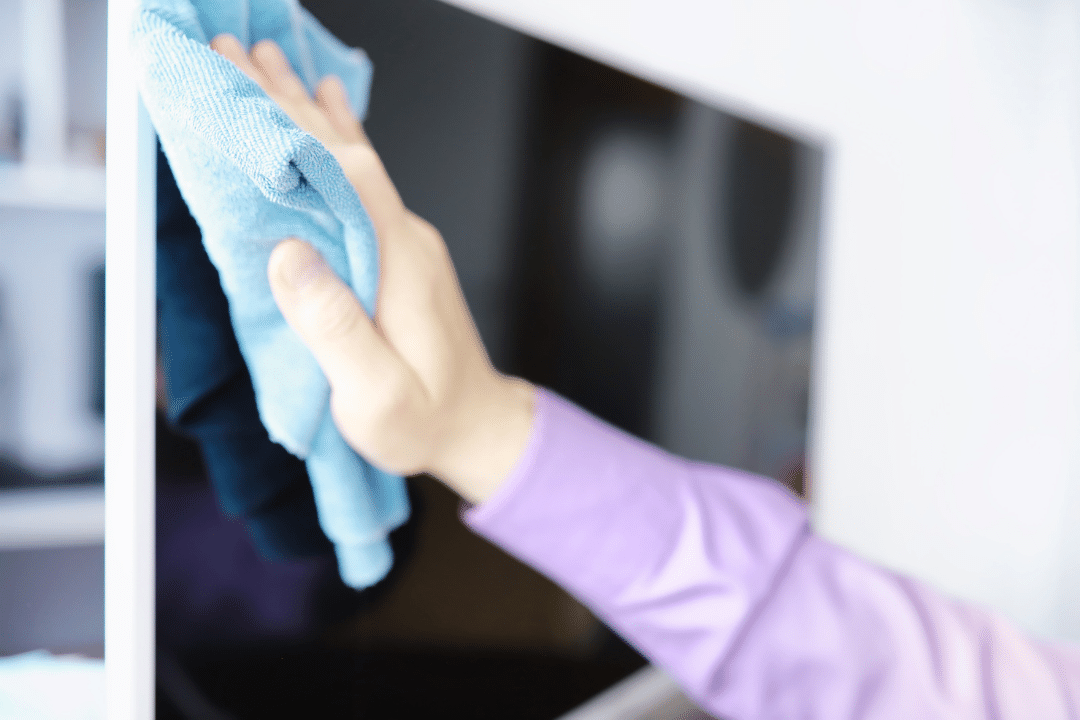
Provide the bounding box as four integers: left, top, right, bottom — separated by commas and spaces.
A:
464, 389, 1080, 718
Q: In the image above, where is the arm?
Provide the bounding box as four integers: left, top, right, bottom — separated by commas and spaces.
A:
464, 389, 1080, 718
213, 37, 1080, 719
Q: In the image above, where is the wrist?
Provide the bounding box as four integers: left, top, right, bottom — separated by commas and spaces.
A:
431, 375, 536, 504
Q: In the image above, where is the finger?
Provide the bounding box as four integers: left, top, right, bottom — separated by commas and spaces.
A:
210, 34, 264, 84
268, 238, 410, 395
315, 76, 366, 145
309, 78, 406, 239
336, 143, 410, 246
250, 40, 310, 103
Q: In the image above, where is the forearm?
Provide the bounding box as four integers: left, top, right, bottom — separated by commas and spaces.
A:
463, 389, 1080, 719
713, 532, 1080, 718
463, 388, 809, 709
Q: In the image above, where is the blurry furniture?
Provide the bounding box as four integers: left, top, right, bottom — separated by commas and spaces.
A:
0, 0, 106, 659
0, 487, 104, 656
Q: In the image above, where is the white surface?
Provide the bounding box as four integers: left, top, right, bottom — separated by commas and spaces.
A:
20, 0, 66, 164
0, 205, 104, 474
0, 163, 106, 211
442, 0, 1080, 641
65, 0, 108, 156
0, 0, 21, 160
0, 486, 104, 549
104, 0, 156, 717
0, 651, 104, 720
0, 0, 107, 475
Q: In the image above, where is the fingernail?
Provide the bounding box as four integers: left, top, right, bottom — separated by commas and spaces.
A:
276, 240, 328, 291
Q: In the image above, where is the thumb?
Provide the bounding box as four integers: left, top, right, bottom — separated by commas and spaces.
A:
267, 238, 400, 393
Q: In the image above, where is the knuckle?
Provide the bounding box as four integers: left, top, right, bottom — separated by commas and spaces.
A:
410, 215, 452, 265
409, 212, 439, 239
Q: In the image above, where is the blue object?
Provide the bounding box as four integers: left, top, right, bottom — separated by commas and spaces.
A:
134, 0, 410, 588
157, 145, 333, 560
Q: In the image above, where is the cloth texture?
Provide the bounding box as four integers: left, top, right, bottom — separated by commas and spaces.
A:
134, 0, 409, 588
466, 389, 1080, 718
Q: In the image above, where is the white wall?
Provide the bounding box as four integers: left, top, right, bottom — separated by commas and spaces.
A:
442, 0, 1080, 641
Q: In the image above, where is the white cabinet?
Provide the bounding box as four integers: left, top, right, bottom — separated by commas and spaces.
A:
0, 0, 106, 477
0, 0, 107, 659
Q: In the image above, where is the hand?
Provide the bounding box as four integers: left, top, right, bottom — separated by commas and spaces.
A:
211, 35, 535, 504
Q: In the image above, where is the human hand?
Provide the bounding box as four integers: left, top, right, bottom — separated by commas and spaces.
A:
210, 35, 534, 504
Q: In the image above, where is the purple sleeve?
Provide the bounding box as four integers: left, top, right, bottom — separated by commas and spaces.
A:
463, 389, 1080, 719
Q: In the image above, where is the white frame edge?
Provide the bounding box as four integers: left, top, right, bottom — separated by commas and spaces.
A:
105, 0, 156, 717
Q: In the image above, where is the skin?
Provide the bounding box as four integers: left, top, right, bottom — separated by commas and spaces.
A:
210, 34, 535, 505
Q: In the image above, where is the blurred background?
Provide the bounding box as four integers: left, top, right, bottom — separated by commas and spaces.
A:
0, 0, 821, 717
0, 0, 108, 669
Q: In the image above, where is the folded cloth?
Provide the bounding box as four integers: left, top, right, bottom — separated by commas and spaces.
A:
134, 0, 410, 588
157, 144, 333, 559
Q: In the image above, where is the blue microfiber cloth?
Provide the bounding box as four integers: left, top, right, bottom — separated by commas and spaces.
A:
157, 144, 335, 561
133, 0, 410, 588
